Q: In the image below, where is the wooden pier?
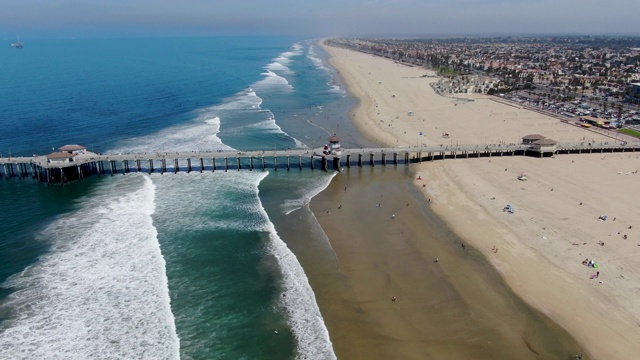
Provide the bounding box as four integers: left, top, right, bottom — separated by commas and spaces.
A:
1, 141, 639, 184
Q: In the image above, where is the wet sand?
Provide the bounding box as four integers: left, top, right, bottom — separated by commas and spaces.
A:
302, 167, 586, 359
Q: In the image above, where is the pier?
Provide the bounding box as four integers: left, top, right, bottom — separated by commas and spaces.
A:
0, 141, 639, 183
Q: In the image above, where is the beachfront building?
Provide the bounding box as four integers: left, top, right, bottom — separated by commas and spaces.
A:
530, 138, 558, 153
435, 76, 498, 95
522, 134, 546, 145
625, 83, 640, 104
327, 134, 342, 155
46, 144, 88, 164
47, 152, 76, 163
59, 145, 87, 155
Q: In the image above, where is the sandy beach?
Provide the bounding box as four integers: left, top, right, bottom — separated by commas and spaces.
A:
316, 41, 640, 359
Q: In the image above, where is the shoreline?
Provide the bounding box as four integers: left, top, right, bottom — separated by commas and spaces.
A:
308, 167, 586, 359
317, 40, 640, 359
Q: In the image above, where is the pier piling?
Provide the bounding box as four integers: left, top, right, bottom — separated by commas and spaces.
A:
3, 143, 640, 184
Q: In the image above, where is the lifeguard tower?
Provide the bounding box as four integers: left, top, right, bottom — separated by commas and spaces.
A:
326, 134, 342, 155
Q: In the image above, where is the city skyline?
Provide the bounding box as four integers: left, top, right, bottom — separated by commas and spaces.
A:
1, 0, 639, 38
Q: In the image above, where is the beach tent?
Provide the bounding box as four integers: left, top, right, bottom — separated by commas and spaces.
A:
408, 111, 414, 116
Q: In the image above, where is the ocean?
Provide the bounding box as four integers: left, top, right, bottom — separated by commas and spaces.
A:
0, 37, 377, 359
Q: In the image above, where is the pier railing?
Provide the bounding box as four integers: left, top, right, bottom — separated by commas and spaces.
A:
1, 141, 639, 183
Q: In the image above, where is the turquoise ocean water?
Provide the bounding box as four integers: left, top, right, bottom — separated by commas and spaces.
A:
0, 37, 377, 359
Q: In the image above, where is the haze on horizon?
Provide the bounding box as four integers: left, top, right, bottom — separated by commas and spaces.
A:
1, 0, 638, 39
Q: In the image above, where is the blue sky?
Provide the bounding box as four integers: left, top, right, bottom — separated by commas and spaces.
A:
1, 0, 638, 38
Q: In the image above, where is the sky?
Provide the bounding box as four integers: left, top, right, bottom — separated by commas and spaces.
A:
1, 0, 639, 39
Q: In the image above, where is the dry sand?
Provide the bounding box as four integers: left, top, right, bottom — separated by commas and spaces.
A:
320, 41, 640, 359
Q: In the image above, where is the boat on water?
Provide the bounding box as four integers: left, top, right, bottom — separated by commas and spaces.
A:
11, 37, 24, 49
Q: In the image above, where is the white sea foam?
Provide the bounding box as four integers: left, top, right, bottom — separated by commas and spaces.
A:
150, 171, 269, 232
306, 44, 343, 94
254, 70, 293, 91
254, 176, 337, 360
114, 114, 233, 154
209, 88, 305, 149
223, 115, 306, 148
113, 87, 273, 154
210, 88, 263, 111
283, 172, 337, 215
273, 43, 303, 66
265, 61, 292, 74
149, 170, 336, 358
307, 45, 329, 71
328, 84, 343, 93
0, 175, 180, 360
